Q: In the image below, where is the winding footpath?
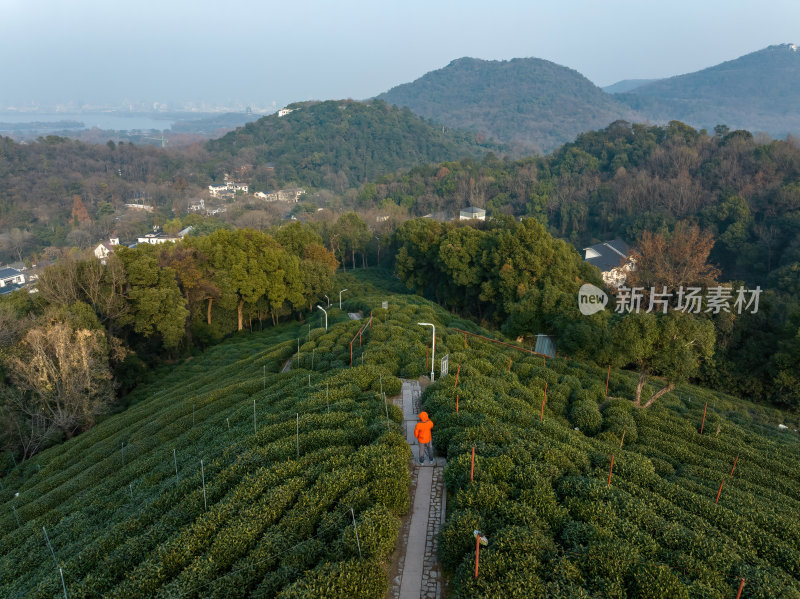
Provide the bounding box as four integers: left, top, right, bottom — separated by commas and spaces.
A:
388, 379, 447, 599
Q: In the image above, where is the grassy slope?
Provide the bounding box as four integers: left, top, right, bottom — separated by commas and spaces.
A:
1, 268, 798, 598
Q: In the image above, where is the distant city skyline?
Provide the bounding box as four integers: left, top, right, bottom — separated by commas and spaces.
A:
1, 0, 797, 110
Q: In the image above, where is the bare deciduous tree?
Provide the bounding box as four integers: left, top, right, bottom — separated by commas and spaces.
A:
2, 323, 114, 458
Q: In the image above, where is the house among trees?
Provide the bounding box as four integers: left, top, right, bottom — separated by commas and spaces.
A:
459, 206, 486, 221
136, 227, 192, 245
93, 237, 120, 260
188, 199, 205, 212
583, 238, 634, 287
254, 188, 306, 203
0, 266, 26, 289
208, 175, 249, 198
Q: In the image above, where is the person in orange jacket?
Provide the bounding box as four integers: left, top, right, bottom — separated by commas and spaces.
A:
414, 412, 434, 465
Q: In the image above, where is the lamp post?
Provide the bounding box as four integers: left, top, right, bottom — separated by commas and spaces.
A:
324, 294, 330, 307
418, 322, 435, 382
339, 288, 348, 310
317, 305, 328, 330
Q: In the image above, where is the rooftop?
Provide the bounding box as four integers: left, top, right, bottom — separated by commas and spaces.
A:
583, 239, 630, 272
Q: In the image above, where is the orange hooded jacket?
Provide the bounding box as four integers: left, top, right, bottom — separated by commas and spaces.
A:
414, 412, 433, 444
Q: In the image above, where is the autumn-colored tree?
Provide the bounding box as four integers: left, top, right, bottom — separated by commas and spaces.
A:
71, 195, 91, 226
628, 223, 720, 291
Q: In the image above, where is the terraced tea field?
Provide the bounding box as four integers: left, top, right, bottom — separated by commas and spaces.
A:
2, 270, 798, 598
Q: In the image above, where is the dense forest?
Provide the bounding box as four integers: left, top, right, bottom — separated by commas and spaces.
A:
369, 122, 800, 408
0, 101, 495, 261
0, 224, 339, 458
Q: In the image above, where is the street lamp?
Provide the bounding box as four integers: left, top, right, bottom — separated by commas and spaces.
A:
418, 322, 435, 382
324, 294, 330, 308
339, 288, 348, 310
317, 305, 328, 330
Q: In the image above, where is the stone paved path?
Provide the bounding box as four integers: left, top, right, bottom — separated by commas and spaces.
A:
388, 379, 446, 599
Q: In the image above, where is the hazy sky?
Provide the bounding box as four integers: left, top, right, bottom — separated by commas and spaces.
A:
1, 0, 798, 109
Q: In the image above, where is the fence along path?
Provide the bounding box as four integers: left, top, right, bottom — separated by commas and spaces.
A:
388, 379, 446, 599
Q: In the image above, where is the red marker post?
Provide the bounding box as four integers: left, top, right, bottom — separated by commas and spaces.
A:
473, 530, 488, 579
456, 394, 459, 413
735, 578, 746, 599
540, 382, 547, 422
700, 402, 708, 434
608, 454, 615, 486
715, 479, 725, 504
730, 455, 739, 476
470, 446, 475, 482
454, 364, 460, 388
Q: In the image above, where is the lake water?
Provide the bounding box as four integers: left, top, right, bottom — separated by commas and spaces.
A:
0, 112, 197, 132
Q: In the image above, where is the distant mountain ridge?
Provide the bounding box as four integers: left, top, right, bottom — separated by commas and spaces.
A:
615, 43, 800, 136
602, 79, 661, 94
376, 57, 641, 153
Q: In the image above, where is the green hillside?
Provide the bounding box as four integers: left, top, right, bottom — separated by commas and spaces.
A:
205, 99, 498, 191
2, 270, 799, 597
616, 44, 800, 137
376, 57, 641, 153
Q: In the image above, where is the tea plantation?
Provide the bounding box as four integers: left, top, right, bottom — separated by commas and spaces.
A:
415, 334, 800, 597
2, 269, 799, 598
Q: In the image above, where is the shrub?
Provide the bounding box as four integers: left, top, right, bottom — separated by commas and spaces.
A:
570, 400, 602, 436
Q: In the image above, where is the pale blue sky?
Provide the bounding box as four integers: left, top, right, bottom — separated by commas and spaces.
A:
0, 0, 797, 109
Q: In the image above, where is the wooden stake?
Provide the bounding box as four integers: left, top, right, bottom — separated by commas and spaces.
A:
608, 454, 615, 486
456, 394, 459, 413
735, 578, 746, 599
540, 382, 548, 422
700, 402, 707, 434
619, 429, 626, 449
715, 479, 724, 504
508, 357, 512, 372
470, 446, 475, 482
605, 365, 611, 397
454, 364, 460, 388
730, 455, 738, 476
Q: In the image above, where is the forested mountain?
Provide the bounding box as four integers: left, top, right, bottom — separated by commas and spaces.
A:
206, 99, 498, 191
615, 44, 800, 137
0, 101, 495, 260
376, 57, 641, 152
